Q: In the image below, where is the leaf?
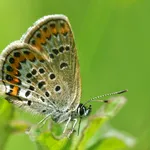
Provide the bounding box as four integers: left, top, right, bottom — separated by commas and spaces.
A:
76, 117, 108, 150
37, 132, 69, 150
89, 137, 127, 150
87, 127, 136, 150
0, 98, 14, 150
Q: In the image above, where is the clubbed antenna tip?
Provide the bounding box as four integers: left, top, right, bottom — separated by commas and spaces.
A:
84, 89, 128, 106
117, 89, 128, 94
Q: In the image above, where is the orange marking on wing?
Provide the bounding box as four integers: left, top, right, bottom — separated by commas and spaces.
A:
13, 78, 19, 83
34, 30, 50, 50
60, 27, 65, 34
36, 31, 47, 44
9, 55, 24, 70
11, 62, 20, 70
9, 70, 19, 76
44, 28, 51, 38
64, 26, 70, 33
31, 27, 52, 50
6, 76, 20, 85
26, 52, 35, 61
19, 55, 26, 62
33, 41, 42, 50
41, 29, 52, 43
60, 23, 70, 35
10, 86, 19, 96
51, 28, 57, 34
40, 37, 46, 44
14, 71, 19, 76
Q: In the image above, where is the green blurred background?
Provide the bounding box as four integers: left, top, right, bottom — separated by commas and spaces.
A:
0, 0, 150, 149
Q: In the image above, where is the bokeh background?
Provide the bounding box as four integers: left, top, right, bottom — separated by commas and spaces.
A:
0, 0, 149, 149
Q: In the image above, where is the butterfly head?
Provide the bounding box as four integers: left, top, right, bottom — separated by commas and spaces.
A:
76, 103, 92, 118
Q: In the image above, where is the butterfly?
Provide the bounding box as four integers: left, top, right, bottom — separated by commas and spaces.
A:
0, 14, 127, 137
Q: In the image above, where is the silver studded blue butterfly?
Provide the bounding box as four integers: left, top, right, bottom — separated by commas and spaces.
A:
0, 15, 92, 136
0, 14, 127, 136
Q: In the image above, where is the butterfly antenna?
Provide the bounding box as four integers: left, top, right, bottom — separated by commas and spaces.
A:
83, 89, 128, 106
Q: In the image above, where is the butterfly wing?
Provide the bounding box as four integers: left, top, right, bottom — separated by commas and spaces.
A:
0, 15, 81, 115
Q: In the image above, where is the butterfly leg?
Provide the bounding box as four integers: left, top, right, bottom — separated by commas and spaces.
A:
63, 116, 71, 134
26, 114, 51, 141
37, 114, 52, 128
67, 118, 78, 138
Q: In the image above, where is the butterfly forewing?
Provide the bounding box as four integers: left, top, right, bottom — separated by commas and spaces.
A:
0, 15, 81, 115
22, 15, 81, 111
